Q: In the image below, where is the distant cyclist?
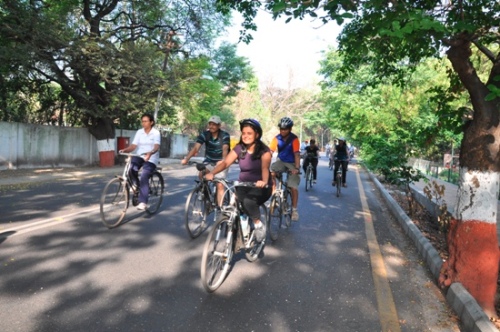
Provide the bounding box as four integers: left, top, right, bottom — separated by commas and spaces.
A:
332, 137, 350, 188
302, 139, 320, 183
181, 115, 230, 207
269, 116, 301, 221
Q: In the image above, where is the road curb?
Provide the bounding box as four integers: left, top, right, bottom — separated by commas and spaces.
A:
367, 170, 497, 332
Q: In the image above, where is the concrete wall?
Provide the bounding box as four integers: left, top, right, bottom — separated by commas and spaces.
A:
0, 122, 187, 170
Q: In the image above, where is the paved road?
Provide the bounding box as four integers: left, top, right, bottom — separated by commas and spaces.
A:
0, 158, 461, 331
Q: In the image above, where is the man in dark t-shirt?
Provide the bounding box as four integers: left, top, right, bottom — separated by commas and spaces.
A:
302, 139, 320, 182
181, 115, 230, 206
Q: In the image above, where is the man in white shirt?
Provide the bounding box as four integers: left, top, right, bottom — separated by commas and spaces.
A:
119, 113, 161, 210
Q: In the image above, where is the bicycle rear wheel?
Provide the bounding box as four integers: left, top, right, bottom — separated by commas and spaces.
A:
268, 195, 281, 241
100, 178, 129, 228
283, 189, 292, 227
185, 186, 208, 239
146, 172, 164, 215
200, 217, 233, 292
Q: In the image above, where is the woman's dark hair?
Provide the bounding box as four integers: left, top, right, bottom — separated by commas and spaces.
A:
142, 113, 155, 127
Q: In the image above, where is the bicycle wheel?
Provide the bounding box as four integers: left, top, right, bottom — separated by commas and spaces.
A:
146, 172, 164, 215
267, 195, 282, 241
245, 205, 267, 261
200, 217, 233, 292
305, 167, 311, 191
185, 186, 208, 239
100, 178, 129, 229
306, 167, 313, 189
283, 189, 292, 227
309, 167, 314, 188
336, 171, 342, 197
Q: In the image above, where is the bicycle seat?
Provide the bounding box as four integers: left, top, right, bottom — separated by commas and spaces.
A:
196, 163, 207, 172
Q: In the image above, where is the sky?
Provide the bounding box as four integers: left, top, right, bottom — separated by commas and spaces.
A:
221, 10, 342, 90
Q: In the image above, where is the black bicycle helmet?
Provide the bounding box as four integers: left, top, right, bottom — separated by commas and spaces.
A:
278, 116, 294, 129
239, 118, 263, 138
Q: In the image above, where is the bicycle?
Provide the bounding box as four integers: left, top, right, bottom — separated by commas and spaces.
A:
100, 153, 164, 228
304, 157, 317, 192
200, 181, 267, 292
267, 170, 293, 241
333, 159, 348, 197
184, 162, 231, 239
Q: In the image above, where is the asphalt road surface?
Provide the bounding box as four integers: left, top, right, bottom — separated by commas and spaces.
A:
0, 158, 462, 331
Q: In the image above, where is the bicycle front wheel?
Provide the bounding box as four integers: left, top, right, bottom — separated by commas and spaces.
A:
305, 168, 312, 191
309, 168, 314, 188
336, 172, 342, 197
283, 189, 292, 227
268, 195, 282, 241
185, 186, 208, 239
146, 172, 164, 215
245, 205, 267, 261
100, 178, 129, 229
200, 217, 233, 292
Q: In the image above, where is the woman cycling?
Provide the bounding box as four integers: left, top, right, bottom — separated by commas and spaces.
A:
204, 119, 272, 242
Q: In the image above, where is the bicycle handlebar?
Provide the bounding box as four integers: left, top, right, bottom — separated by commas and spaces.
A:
118, 152, 146, 158
233, 181, 269, 188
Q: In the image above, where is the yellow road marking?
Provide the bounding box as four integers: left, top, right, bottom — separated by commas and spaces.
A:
355, 167, 401, 332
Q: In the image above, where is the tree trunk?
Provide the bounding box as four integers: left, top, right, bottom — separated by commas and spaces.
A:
439, 37, 500, 317
88, 117, 115, 141
438, 169, 500, 317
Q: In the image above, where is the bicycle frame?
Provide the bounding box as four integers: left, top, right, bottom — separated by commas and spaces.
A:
221, 181, 265, 247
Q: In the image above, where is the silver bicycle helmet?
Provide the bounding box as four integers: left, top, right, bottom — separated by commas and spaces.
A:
278, 116, 294, 129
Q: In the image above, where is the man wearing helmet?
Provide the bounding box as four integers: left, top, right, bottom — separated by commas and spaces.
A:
181, 115, 230, 207
205, 119, 273, 242
269, 116, 301, 221
333, 137, 350, 187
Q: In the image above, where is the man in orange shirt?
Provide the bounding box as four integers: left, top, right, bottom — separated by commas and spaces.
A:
269, 116, 301, 221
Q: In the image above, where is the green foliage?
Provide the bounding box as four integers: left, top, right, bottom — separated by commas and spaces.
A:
360, 135, 423, 186
0, 0, 233, 138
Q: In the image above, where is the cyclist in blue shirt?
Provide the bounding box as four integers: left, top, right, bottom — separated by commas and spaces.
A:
269, 117, 301, 221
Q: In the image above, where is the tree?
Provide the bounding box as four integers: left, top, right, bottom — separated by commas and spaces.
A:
222, 0, 500, 316
0, 0, 230, 140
